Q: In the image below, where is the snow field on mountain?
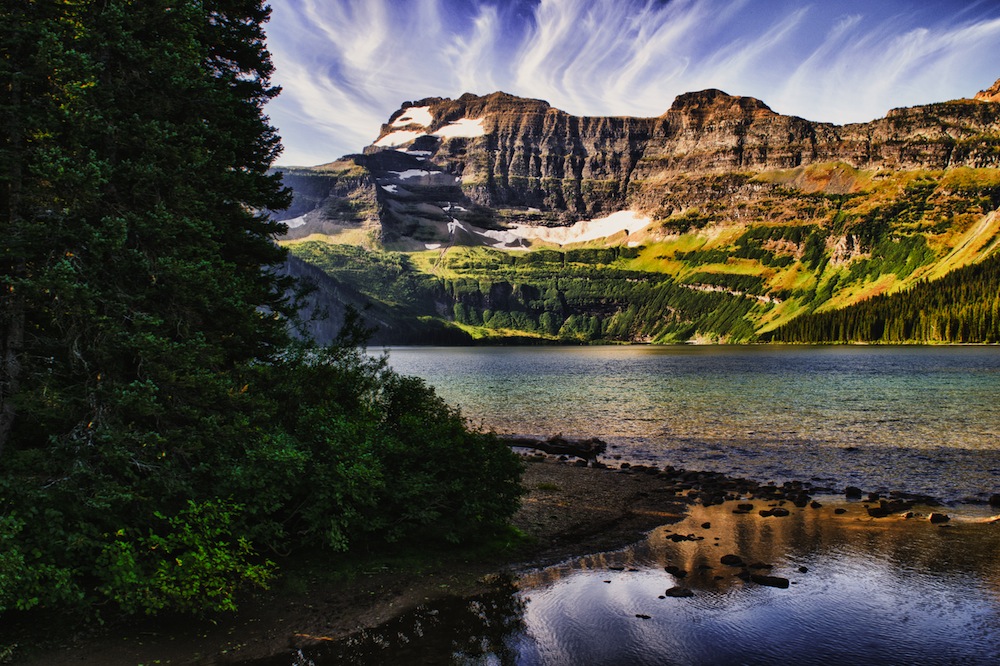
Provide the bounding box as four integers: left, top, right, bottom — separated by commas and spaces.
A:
511, 210, 652, 245
391, 106, 433, 127
374, 129, 426, 147
374, 117, 486, 147
434, 118, 486, 138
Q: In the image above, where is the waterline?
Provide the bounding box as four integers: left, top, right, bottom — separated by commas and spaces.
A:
381, 345, 1000, 503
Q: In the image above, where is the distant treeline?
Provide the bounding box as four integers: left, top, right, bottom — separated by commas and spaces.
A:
766, 254, 1000, 343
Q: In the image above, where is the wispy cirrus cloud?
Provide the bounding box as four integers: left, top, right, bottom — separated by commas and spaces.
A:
266, 0, 1000, 166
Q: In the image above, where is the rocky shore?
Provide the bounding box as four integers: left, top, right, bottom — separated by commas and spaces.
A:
16, 452, 998, 665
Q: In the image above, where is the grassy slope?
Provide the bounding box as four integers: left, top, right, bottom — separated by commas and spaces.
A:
286, 164, 1000, 344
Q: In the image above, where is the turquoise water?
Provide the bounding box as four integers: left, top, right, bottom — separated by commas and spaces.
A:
242, 346, 1000, 666
380, 345, 1000, 504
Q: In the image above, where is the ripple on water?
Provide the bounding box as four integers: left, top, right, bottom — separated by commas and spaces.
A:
381, 346, 1000, 503
243, 502, 1000, 666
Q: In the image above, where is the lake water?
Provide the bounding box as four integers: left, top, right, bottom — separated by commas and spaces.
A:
246, 346, 1000, 666
379, 345, 1000, 505
251, 502, 1000, 666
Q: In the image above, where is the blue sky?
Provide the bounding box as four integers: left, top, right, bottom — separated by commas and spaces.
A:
265, 0, 1000, 166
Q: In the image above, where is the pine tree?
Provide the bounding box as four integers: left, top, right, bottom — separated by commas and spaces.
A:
1, 0, 294, 614
1, 1, 522, 621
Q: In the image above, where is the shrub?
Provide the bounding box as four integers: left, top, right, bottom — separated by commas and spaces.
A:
96, 500, 274, 615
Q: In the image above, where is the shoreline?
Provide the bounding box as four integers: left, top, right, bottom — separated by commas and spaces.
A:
13, 455, 998, 665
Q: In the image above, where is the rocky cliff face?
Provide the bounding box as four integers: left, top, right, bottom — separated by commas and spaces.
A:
975, 78, 1000, 103
276, 78, 1000, 344
275, 78, 1000, 249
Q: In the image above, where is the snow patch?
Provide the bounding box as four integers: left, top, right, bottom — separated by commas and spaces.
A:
475, 228, 527, 249
443, 203, 468, 212
403, 150, 432, 160
390, 169, 432, 180
374, 129, 428, 147
282, 214, 307, 229
424, 243, 442, 250
511, 210, 652, 245
435, 117, 486, 139
374, 117, 485, 148
381, 184, 398, 193
392, 106, 433, 128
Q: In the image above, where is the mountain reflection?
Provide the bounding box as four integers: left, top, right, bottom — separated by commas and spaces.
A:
248, 502, 1000, 665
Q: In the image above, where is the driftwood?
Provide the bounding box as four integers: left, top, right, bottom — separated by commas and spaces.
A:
503, 434, 608, 462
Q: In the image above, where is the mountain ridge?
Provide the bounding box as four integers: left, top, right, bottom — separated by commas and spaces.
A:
274, 78, 1000, 344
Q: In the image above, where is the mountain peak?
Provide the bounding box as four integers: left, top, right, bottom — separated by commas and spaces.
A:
974, 77, 1000, 103
666, 88, 773, 117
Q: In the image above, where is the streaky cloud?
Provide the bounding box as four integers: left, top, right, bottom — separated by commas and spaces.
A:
266, 0, 1000, 166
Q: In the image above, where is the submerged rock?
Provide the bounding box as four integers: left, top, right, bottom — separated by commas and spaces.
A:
751, 574, 790, 589
664, 586, 694, 598
759, 507, 790, 517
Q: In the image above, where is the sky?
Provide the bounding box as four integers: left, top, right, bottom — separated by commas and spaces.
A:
265, 0, 1000, 166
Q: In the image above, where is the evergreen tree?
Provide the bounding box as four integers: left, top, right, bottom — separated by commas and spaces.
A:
1, 3, 522, 622
1, 0, 295, 614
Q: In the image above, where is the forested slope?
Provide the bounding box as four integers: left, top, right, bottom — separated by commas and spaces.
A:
766, 254, 1000, 343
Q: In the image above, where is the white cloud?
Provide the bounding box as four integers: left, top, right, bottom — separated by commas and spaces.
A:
266, 0, 1000, 165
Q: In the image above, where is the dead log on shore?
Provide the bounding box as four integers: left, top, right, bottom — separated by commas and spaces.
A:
503, 434, 608, 462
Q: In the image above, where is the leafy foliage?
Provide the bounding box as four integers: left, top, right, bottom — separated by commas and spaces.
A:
96, 500, 274, 615
0, 1, 523, 625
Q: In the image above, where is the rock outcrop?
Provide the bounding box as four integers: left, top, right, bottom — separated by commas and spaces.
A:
275, 81, 1000, 249
974, 77, 1000, 103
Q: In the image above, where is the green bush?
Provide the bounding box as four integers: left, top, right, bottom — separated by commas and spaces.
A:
0, 516, 78, 615
96, 500, 274, 615
245, 334, 525, 552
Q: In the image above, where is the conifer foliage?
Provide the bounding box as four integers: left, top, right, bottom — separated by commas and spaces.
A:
766, 254, 1000, 343
0, 2, 522, 621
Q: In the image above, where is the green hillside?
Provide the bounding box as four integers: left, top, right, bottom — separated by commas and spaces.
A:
765, 253, 1000, 343
285, 164, 1000, 344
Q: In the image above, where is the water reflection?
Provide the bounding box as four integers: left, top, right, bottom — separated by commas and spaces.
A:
249, 503, 1000, 665
246, 580, 527, 665
380, 346, 1000, 502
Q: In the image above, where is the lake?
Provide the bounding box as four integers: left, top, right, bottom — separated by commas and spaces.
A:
244, 345, 1000, 666
379, 345, 1000, 505
250, 501, 1000, 666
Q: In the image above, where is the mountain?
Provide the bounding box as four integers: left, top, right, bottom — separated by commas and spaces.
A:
274, 78, 1000, 344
